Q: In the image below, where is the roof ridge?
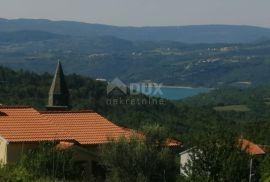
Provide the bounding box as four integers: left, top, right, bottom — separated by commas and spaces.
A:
40, 110, 94, 114
0, 105, 32, 109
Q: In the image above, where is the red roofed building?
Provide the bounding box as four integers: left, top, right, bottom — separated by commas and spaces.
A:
179, 139, 266, 176
0, 106, 134, 164
0, 62, 136, 176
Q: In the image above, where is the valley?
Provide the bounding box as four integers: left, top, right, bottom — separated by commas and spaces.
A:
1, 29, 270, 87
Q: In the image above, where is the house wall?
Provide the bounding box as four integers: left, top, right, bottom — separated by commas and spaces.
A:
5, 142, 99, 165
0, 138, 7, 164
7, 143, 38, 164
179, 151, 192, 176
1, 142, 103, 179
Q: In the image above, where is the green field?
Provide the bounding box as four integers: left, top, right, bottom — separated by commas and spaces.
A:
213, 105, 250, 112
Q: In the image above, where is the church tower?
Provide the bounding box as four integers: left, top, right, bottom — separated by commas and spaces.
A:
46, 61, 70, 111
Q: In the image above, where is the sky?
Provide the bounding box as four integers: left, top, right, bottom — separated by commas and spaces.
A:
0, 0, 270, 27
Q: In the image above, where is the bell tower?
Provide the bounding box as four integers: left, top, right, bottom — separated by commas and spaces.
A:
46, 61, 70, 111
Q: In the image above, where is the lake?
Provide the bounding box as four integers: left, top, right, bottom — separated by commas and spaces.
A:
136, 86, 210, 100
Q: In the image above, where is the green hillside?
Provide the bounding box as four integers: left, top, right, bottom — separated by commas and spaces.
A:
1, 19, 270, 43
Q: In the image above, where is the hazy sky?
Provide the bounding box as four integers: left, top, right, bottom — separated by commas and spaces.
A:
1, 0, 270, 27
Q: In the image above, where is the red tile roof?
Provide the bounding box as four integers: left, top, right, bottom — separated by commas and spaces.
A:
0, 106, 181, 146
166, 139, 181, 147
55, 141, 75, 150
240, 139, 265, 155
121, 127, 181, 147
0, 106, 71, 142
0, 107, 131, 144
41, 110, 132, 145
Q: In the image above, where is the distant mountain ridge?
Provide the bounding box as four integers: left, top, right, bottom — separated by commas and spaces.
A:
1, 19, 270, 87
1, 18, 270, 43
0, 30, 65, 43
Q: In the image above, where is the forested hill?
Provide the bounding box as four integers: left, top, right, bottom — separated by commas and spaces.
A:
1, 32, 270, 87
0, 31, 65, 43
0, 66, 270, 145
1, 18, 270, 43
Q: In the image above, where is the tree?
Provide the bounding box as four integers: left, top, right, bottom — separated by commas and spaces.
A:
0, 142, 84, 182
20, 142, 83, 180
260, 154, 270, 182
99, 124, 178, 182
182, 128, 250, 182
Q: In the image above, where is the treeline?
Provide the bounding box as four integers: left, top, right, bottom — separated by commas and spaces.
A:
1, 66, 270, 181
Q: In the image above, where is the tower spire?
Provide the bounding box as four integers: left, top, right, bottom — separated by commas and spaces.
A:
47, 61, 70, 111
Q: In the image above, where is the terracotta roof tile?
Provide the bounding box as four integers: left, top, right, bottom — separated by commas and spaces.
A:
166, 139, 181, 147
0, 107, 71, 142
41, 110, 132, 145
0, 107, 180, 146
121, 128, 181, 147
55, 141, 74, 150
240, 139, 265, 155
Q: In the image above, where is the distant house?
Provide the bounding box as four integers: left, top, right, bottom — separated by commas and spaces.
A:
179, 139, 266, 176
239, 139, 266, 155
179, 148, 194, 176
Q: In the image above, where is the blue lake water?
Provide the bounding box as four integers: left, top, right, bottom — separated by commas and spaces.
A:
137, 86, 210, 100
